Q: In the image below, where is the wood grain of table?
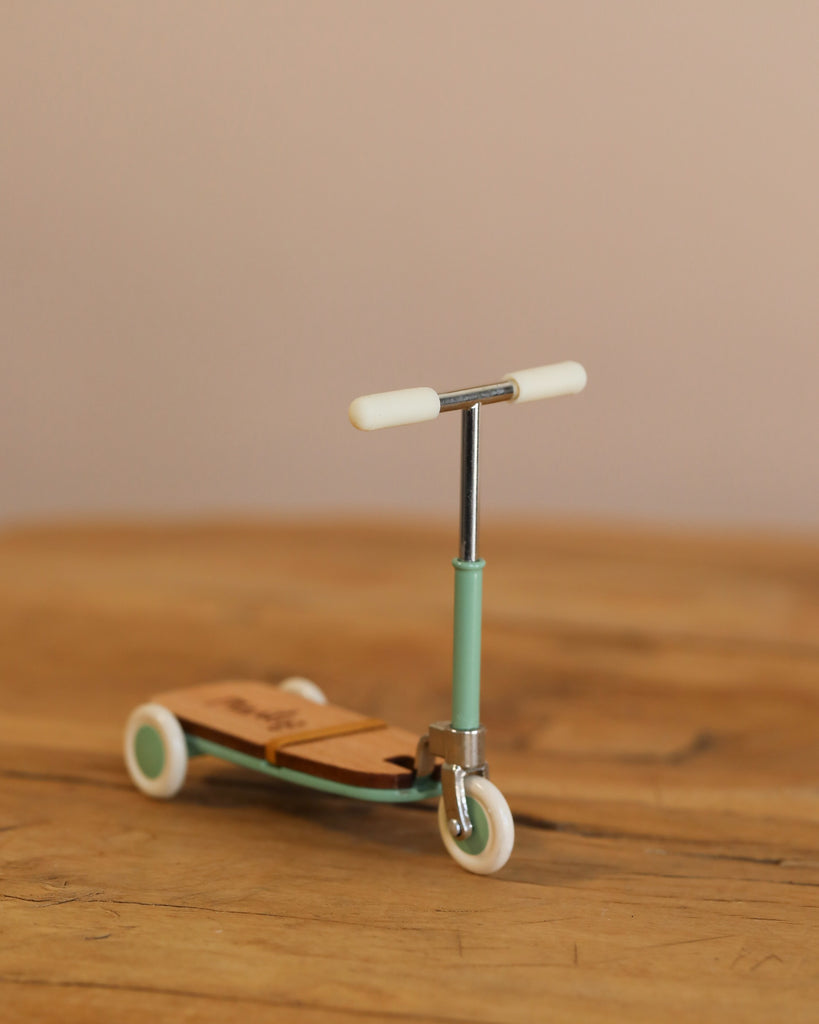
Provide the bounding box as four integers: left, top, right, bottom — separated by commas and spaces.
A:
1, 520, 818, 1023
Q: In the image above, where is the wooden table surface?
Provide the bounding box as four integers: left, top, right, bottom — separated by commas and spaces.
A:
2, 520, 818, 1023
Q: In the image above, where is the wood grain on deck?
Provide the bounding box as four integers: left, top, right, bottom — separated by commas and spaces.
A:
1, 520, 818, 1023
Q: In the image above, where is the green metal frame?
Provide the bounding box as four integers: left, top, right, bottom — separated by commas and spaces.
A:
185, 733, 442, 804
451, 557, 484, 731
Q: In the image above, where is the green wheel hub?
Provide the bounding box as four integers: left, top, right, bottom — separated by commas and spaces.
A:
458, 794, 490, 856
135, 724, 165, 779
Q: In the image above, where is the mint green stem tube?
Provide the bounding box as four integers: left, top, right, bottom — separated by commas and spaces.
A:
451, 558, 485, 730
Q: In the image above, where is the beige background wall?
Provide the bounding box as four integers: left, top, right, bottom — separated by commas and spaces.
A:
2, 2, 817, 528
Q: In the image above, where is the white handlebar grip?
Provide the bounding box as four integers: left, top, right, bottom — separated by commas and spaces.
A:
502, 361, 587, 402
348, 387, 441, 431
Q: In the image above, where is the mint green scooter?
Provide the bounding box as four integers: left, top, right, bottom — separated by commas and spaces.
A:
124, 362, 587, 874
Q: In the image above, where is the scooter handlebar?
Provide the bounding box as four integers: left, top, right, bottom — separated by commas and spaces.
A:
502, 361, 587, 402
348, 361, 587, 430
349, 387, 441, 431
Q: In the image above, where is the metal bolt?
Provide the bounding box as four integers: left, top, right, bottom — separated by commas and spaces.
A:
447, 818, 462, 838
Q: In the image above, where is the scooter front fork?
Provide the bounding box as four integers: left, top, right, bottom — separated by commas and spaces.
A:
416, 722, 487, 839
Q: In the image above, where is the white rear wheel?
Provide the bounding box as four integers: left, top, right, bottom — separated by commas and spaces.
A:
438, 776, 514, 875
278, 677, 328, 705
124, 703, 188, 799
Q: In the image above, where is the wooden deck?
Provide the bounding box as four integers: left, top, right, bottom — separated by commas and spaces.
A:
154, 678, 421, 788
1, 519, 818, 1022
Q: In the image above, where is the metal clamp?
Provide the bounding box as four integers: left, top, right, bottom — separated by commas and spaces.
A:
415, 722, 487, 840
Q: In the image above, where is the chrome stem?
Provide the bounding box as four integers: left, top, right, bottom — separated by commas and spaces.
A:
459, 403, 480, 562
438, 380, 516, 412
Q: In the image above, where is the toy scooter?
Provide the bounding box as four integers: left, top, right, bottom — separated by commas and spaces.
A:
124, 361, 587, 874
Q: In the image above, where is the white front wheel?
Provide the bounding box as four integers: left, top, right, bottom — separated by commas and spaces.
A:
124, 703, 188, 799
278, 676, 327, 705
437, 775, 514, 875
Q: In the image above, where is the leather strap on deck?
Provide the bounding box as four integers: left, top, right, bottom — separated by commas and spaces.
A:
265, 718, 387, 764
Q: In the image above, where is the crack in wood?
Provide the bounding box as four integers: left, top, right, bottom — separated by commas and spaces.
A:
0, 768, 130, 791
2, 892, 513, 932
0, 975, 497, 1024
509, 812, 791, 867
750, 953, 784, 972
592, 933, 737, 967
